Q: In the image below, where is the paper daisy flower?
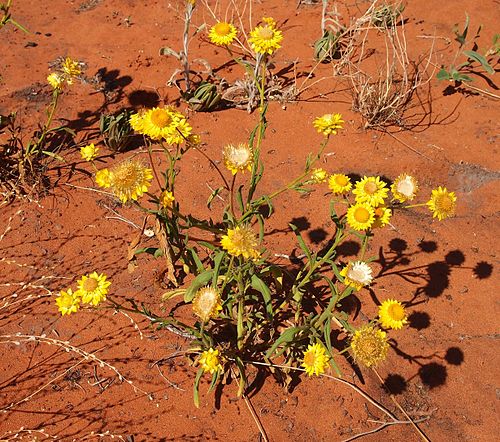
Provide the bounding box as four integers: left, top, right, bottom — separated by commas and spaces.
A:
302, 343, 329, 376
223, 143, 253, 175
372, 206, 392, 228
100, 159, 153, 203
391, 173, 418, 202
198, 348, 223, 374
55, 288, 81, 316
313, 113, 344, 136
340, 261, 373, 291
328, 174, 352, 194
311, 168, 328, 183
346, 203, 375, 231
129, 110, 146, 134
159, 190, 175, 209
427, 186, 456, 221
47, 72, 65, 90
378, 299, 408, 330
249, 18, 283, 55
353, 176, 389, 207
208, 22, 238, 46
77, 272, 111, 306
350, 325, 389, 368
61, 57, 82, 78
192, 287, 223, 322
221, 225, 260, 260
80, 143, 99, 162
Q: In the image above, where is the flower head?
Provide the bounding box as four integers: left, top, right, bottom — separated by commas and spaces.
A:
328, 174, 352, 194
378, 299, 408, 330
221, 225, 260, 260
55, 288, 81, 316
313, 113, 344, 136
192, 287, 223, 322
311, 168, 328, 183
159, 190, 175, 209
427, 186, 456, 221
131, 107, 192, 144
249, 18, 283, 55
101, 159, 153, 203
350, 325, 389, 368
372, 206, 392, 228
340, 261, 373, 291
391, 174, 418, 202
47, 72, 65, 90
302, 343, 329, 376
61, 57, 82, 79
77, 272, 111, 306
347, 202, 375, 231
209, 22, 238, 46
198, 348, 223, 374
353, 176, 389, 207
223, 143, 253, 175
80, 143, 99, 162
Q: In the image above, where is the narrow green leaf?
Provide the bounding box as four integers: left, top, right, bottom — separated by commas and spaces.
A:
184, 270, 214, 302
463, 50, 495, 74
211, 251, 225, 286
193, 368, 204, 408
207, 186, 223, 208
251, 274, 273, 318
436, 68, 451, 81
266, 327, 301, 358
289, 223, 312, 262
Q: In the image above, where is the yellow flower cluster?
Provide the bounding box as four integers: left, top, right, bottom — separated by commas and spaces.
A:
340, 261, 373, 291
192, 287, 222, 322
313, 113, 344, 136
223, 143, 253, 175
47, 56, 82, 91
249, 17, 283, 55
350, 325, 389, 368
302, 343, 329, 376
130, 107, 193, 144
80, 143, 99, 162
55, 272, 111, 316
378, 299, 408, 330
221, 225, 260, 260
209, 21, 238, 46
198, 348, 223, 374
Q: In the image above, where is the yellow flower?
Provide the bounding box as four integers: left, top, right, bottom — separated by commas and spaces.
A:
350, 325, 389, 368
353, 176, 389, 207
340, 261, 373, 291
47, 72, 65, 90
221, 226, 260, 260
80, 143, 99, 162
55, 288, 81, 316
346, 203, 375, 231
311, 168, 328, 183
107, 159, 153, 203
313, 113, 344, 136
192, 287, 222, 322
95, 168, 111, 188
61, 57, 82, 82
328, 174, 352, 194
129, 110, 146, 133
77, 272, 111, 306
208, 22, 238, 46
249, 18, 283, 55
427, 186, 456, 221
378, 299, 408, 330
137, 107, 193, 144
302, 343, 329, 376
187, 134, 201, 145
223, 143, 253, 175
160, 190, 175, 209
198, 348, 223, 374
391, 173, 418, 202
372, 206, 392, 228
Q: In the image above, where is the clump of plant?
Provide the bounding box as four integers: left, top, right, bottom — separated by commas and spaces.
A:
0, 57, 83, 203
370, 2, 405, 29
99, 109, 134, 152
0, 0, 28, 32
313, 0, 344, 63
437, 14, 498, 97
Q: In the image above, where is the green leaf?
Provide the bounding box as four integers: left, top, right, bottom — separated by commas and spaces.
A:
289, 223, 312, 262
436, 68, 451, 81
187, 247, 204, 273
193, 368, 204, 408
41, 150, 65, 161
451, 71, 473, 82
184, 270, 214, 302
251, 274, 273, 319
211, 251, 225, 286
453, 13, 469, 47
207, 186, 223, 208
266, 327, 302, 358
463, 50, 495, 74
134, 247, 161, 256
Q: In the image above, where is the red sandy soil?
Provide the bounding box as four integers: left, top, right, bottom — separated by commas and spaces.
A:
1, 0, 499, 441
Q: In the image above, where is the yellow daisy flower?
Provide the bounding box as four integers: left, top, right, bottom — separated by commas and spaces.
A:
61, 57, 82, 83
372, 206, 392, 228
55, 288, 81, 316
311, 168, 328, 183
391, 173, 418, 202
427, 186, 457, 221
249, 18, 283, 55
221, 225, 260, 260
378, 299, 408, 330
106, 159, 153, 203
208, 22, 238, 46
137, 107, 193, 144
353, 176, 389, 207
95, 168, 111, 188
198, 348, 223, 374
346, 203, 375, 231
47, 72, 65, 90
129, 110, 146, 133
223, 143, 253, 175
328, 174, 352, 194
192, 287, 223, 322
340, 261, 373, 291
80, 143, 99, 162
77, 272, 111, 306
160, 190, 175, 209
350, 325, 389, 368
302, 343, 329, 376
313, 113, 344, 136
